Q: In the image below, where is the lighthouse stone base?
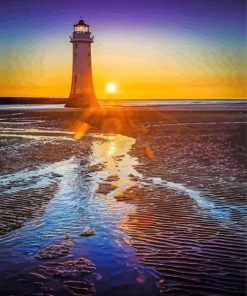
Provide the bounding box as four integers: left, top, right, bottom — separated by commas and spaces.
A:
65, 94, 100, 108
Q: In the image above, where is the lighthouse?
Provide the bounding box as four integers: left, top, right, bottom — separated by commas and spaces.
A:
65, 18, 99, 108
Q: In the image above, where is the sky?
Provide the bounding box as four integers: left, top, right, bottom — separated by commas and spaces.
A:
0, 0, 246, 99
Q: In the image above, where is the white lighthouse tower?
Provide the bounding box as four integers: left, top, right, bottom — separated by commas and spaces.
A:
66, 18, 99, 108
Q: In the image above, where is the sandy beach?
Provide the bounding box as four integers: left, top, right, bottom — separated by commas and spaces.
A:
0, 103, 246, 295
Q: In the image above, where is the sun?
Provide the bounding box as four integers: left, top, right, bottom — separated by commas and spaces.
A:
106, 83, 116, 94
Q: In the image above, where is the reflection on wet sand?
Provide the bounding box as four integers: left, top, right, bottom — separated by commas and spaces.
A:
0, 133, 74, 141
91, 134, 142, 199
0, 126, 74, 141
117, 121, 246, 296
0, 128, 159, 295
0, 120, 45, 124
0, 110, 246, 296
0, 127, 73, 134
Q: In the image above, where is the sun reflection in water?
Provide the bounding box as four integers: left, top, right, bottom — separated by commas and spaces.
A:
107, 141, 117, 156
91, 134, 142, 199
108, 135, 116, 141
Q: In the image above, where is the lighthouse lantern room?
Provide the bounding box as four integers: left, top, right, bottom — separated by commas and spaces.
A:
74, 19, 89, 33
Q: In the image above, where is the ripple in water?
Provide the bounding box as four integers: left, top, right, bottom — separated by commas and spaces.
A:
0, 134, 159, 295
0, 132, 245, 295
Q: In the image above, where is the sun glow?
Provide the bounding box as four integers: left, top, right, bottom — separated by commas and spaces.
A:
106, 83, 116, 94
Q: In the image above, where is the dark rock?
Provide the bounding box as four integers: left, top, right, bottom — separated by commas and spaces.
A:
51, 173, 63, 178
35, 240, 73, 259
80, 226, 96, 237
41, 257, 96, 278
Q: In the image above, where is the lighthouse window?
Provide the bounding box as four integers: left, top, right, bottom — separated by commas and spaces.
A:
75, 43, 77, 48
75, 25, 88, 33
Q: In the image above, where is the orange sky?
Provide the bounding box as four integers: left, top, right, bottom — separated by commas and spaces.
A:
0, 30, 246, 99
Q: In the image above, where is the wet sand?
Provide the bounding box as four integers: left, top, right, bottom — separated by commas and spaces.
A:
122, 121, 246, 295
0, 105, 246, 295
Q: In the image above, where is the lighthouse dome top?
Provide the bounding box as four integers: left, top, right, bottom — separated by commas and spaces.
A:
74, 19, 89, 33
74, 19, 89, 27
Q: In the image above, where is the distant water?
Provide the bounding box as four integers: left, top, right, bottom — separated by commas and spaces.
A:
0, 99, 246, 110
0, 104, 64, 110
101, 99, 246, 107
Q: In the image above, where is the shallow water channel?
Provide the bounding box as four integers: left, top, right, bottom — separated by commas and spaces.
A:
0, 133, 159, 295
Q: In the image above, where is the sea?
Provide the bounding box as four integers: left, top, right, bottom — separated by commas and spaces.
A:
0, 99, 246, 110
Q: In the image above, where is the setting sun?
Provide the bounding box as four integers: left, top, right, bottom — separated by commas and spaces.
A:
106, 83, 116, 94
